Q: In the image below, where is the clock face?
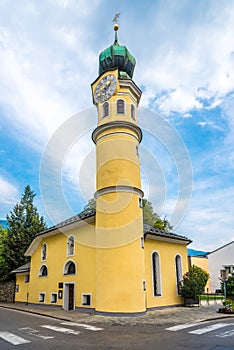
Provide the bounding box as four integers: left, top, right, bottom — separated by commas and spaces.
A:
94, 74, 117, 103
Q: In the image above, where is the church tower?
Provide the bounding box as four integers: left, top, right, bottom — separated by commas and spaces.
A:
91, 23, 146, 313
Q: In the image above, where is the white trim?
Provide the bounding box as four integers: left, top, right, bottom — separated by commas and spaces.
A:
64, 282, 75, 311
67, 235, 75, 257
41, 242, 48, 262
82, 293, 92, 306
175, 254, 183, 296
38, 292, 46, 303
151, 250, 162, 297
38, 264, 48, 277
50, 292, 58, 304
63, 260, 77, 276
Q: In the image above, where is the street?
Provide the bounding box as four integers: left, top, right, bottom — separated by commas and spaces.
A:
0, 308, 234, 349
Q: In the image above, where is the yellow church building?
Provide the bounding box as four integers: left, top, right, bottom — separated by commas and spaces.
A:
14, 24, 191, 315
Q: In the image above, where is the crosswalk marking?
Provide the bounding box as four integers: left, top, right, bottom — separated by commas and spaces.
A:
0, 331, 31, 345
216, 328, 234, 338
41, 325, 81, 335
166, 322, 206, 332
60, 321, 103, 331
19, 327, 54, 339
189, 323, 230, 335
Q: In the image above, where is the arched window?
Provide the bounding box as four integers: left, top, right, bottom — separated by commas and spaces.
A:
152, 251, 161, 296
41, 243, 47, 261
175, 254, 183, 295
103, 102, 109, 118
117, 99, 125, 114
131, 104, 135, 120
67, 236, 74, 256
39, 265, 48, 277
64, 261, 76, 275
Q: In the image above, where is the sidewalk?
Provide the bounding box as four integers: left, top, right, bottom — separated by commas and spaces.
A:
0, 302, 233, 326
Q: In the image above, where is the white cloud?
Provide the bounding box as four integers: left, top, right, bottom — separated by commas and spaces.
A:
0, 176, 19, 207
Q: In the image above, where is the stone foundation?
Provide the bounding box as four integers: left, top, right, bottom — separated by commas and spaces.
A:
0, 281, 15, 303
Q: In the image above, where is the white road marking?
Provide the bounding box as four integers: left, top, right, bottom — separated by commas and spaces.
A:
41, 325, 81, 335
60, 322, 103, 331
19, 327, 54, 339
165, 322, 206, 331
216, 328, 234, 338
189, 323, 230, 335
0, 331, 31, 345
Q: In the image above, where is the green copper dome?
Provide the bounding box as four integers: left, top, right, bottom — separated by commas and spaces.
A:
99, 25, 136, 79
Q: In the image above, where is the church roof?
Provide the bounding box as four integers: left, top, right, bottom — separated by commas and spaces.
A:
144, 224, 191, 244
99, 24, 136, 79
11, 262, 30, 274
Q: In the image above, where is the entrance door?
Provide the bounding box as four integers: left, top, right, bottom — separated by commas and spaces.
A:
68, 284, 74, 310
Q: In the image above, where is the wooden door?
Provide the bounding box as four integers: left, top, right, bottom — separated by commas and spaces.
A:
68, 284, 74, 310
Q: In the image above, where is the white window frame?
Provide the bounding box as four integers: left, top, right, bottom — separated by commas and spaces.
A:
39, 292, 46, 303
67, 235, 75, 257
41, 242, 48, 261
82, 293, 92, 306
50, 293, 58, 304
152, 251, 162, 297
64, 260, 76, 276
38, 264, 48, 277
175, 254, 183, 295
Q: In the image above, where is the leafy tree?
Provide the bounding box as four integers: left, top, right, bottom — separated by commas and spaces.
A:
84, 198, 173, 231
0, 186, 47, 281
143, 199, 173, 231
179, 265, 210, 299
221, 276, 234, 296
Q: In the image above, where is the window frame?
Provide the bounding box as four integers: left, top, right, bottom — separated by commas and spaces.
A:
152, 251, 162, 297
102, 101, 109, 118
38, 264, 48, 277
41, 242, 48, 261
67, 235, 75, 257
116, 99, 125, 115
64, 260, 76, 276
175, 254, 183, 295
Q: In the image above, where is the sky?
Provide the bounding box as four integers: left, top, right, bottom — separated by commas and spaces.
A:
0, 0, 233, 252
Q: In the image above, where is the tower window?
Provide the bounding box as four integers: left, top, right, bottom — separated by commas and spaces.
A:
175, 255, 183, 295
131, 104, 136, 120
138, 197, 143, 208
117, 99, 125, 114
152, 251, 162, 296
136, 145, 139, 156
102, 102, 109, 118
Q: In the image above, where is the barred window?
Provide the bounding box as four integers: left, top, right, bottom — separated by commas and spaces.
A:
103, 102, 109, 118
117, 99, 125, 114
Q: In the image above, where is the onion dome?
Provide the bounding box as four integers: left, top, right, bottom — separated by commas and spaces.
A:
99, 24, 136, 79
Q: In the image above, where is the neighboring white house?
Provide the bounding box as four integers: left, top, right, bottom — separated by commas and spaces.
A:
208, 241, 234, 292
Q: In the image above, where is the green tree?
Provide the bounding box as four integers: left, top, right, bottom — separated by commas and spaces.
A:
221, 276, 234, 296
0, 186, 47, 281
179, 265, 210, 299
84, 198, 173, 231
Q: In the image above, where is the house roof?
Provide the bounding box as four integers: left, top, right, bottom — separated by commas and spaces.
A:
25, 209, 191, 256
11, 262, 30, 274
187, 248, 208, 257
207, 240, 234, 255
144, 224, 191, 244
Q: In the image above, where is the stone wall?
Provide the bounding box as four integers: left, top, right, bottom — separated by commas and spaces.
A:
0, 281, 15, 302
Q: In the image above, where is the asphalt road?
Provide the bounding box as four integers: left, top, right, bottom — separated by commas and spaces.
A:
0, 308, 234, 349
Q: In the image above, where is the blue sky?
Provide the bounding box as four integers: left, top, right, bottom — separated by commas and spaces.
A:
0, 0, 233, 251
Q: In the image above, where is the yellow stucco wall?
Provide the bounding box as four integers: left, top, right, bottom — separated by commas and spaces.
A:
145, 238, 189, 308
23, 223, 96, 309
15, 274, 29, 302
190, 256, 210, 292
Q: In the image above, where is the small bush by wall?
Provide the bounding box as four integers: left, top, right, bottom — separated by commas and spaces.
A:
0, 281, 15, 302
